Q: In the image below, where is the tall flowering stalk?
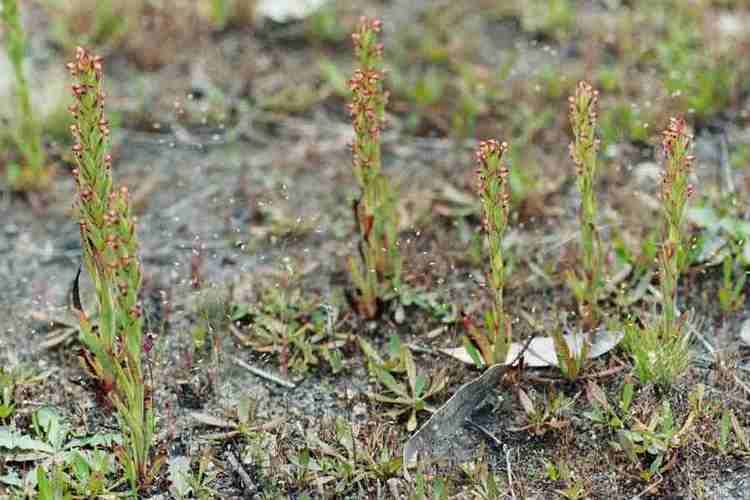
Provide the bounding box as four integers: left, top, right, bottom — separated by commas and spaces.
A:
567, 81, 602, 328
464, 140, 512, 367
347, 17, 401, 319
658, 117, 694, 339
1, 0, 50, 191
67, 47, 157, 490
625, 117, 693, 387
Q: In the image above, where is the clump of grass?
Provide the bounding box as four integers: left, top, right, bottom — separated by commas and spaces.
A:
566, 81, 603, 329
463, 140, 512, 367
347, 17, 401, 319
625, 117, 694, 386
1, 0, 51, 191
67, 47, 159, 491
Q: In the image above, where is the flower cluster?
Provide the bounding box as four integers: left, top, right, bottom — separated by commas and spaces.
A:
347, 18, 401, 319
476, 139, 510, 241
658, 116, 694, 339
68, 46, 155, 491
660, 117, 695, 239
568, 81, 600, 176
466, 139, 512, 366
567, 80, 602, 328
348, 17, 388, 188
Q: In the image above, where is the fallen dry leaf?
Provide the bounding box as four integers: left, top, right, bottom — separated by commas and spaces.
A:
441, 330, 623, 367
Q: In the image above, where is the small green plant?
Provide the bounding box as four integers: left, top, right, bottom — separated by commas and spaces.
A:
614, 399, 694, 482
67, 47, 159, 491
461, 459, 504, 500
543, 459, 586, 499
567, 81, 603, 328
303, 417, 402, 495
584, 379, 634, 431
45, 0, 129, 54
515, 0, 575, 41
463, 139, 513, 367
655, 7, 734, 119
515, 386, 574, 436
658, 117, 694, 337
718, 409, 750, 455
718, 253, 746, 314
206, 0, 255, 31
364, 337, 448, 431
408, 471, 450, 500
0, 368, 19, 423
169, 450, 218, 499
232, 285, 345, 376
347, 17, 402, 319
550, 327, 590, 381
0, 407, 121, 496
1, 0, 51, 191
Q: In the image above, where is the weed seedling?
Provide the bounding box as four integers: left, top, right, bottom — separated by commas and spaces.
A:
232, 286, 345, 376
364, 338, 448, 431
550, 326, 590, 381
567, 81, 603, 328
718, 252, 746, 314
304, 417, 402, 494
514, 386, 574, 436
67, 47, 159, 491
461, 458, 504, 500
614, 399, 695, 481
1, 0, 51, 191
544, 459, 586, 499
347, 17, 402, 319
0, 407, 121, 495
584, 379, 634, 431
464, 139, 513, 367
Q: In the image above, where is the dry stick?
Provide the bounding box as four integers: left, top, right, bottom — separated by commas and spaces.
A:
230, 354, 296, 389
733, 373, 750, 398
226, 449, 256, 494
464, 418, 502, 447
505, 445, 516, 500
631, 474, 663, 500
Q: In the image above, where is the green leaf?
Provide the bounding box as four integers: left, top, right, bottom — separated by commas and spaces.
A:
407, 409, 418, 432
620, 381, 634, 414
462, 336, 485, 368
373, 366, 408, 398
413, 375, 427, 399
358, 337, 384, 365
0, 427, 54, 454
403, 348, 418, 396
719, 409, 731, 453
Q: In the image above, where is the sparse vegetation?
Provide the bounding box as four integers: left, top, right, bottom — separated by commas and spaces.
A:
3, 2, 750, 498
1, 0, 50, 191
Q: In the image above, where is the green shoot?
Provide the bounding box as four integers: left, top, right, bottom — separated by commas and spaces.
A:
464, 139, 513, 367
1, 0, 51, 191
67, 47, 159, 492
567, 81, 602, 329
347, 17, 402, 319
